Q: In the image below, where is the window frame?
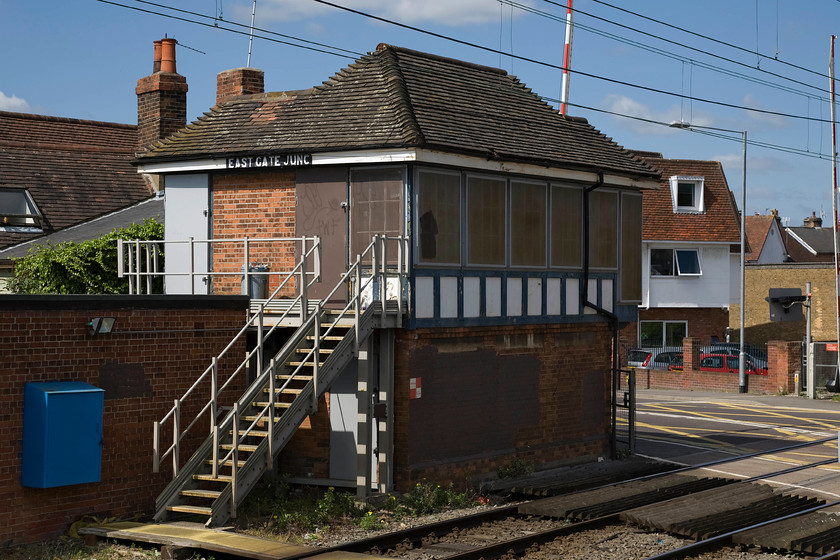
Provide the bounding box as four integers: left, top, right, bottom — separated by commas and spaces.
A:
414, 168, 463, 266
640, 320, 688, 348
669, 175, 705, 213
549, 183, 583, 269
465, 173, 508, 267
510, 179, 547, 268
649, 247, 702, 277
0, 187, 44, 231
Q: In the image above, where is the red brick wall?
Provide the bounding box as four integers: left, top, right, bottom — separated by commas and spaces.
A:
391, 322, 613, 490
637, 339, 798, 394
0, 296, 247, 546
212, 171, 298, 297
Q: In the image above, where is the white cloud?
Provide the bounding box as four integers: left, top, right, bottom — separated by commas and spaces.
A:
237, 0, 527, 26
0, 91, 30, 112
742, 93, 788, 128
599, 94, 713, 135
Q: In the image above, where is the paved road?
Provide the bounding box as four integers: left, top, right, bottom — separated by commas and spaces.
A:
635, 388, 840, 500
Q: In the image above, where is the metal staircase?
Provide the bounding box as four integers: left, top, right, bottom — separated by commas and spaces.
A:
149, 235, 408, 527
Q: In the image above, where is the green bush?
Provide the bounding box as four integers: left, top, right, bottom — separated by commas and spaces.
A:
405, 480, 477, 515
8, 218, 163, 294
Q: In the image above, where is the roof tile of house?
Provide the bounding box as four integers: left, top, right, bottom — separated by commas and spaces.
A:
634, 155, 742, 244
0, 111, 153, 252
744, 214, 776, 261
136, 44, 658, 180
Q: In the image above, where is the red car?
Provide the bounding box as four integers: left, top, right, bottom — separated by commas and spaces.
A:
699, 353, 768, 375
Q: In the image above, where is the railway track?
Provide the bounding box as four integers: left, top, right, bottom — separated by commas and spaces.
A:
302, 436, 840, 560
84, 437, 840, 560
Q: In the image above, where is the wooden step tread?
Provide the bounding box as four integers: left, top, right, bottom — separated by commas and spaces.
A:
204, 459, 247, 468
192, 474, 232, 482
274, 374, 313, 381
180, 489, 222, 499
220, 443, 259, 453
306, 335, 345, 341
295, 348, 334, 354
166, 505, 212, 515
286, 361, 325, 368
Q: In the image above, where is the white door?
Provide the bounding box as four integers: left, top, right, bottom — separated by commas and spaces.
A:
164, 174, 209, 294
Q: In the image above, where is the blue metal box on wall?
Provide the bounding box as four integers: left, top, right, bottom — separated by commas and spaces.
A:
22, 381, 105, 488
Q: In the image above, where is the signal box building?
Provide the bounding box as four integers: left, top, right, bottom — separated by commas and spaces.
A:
134, 41, 659, 525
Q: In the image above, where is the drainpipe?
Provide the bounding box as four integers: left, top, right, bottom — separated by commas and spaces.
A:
582, 171, 622, 458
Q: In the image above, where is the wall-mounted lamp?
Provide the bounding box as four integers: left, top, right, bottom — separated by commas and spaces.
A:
89, 317, 117, 336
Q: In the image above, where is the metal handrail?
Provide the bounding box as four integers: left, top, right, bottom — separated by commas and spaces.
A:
117, 236, 320, 295
152, 238, 322, 474
152, 234, 409, 479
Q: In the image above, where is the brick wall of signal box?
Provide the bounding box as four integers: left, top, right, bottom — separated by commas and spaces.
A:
391, 322, 614, 489
0, 297, 247, 546
211, 170, 298, 297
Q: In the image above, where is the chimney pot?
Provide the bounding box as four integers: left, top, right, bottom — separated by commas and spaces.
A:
153, 39, 162, 73
160, 38, 177, 73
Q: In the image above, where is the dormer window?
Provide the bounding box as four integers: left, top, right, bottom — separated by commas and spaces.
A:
0, 188, 44, 232
669, 176, 705, 213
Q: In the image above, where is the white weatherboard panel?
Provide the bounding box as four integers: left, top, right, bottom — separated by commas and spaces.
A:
507, 278, 522, 316
440, 277, 458, 318
415, 277, 434, 318
486, 277, 502, 317
464, 277, 481, 317
527, 278, 542, 315
566, 278, 580, 315
601, 279, 613, 313
547, 278, 562, 315
584, 279, 598, 315
164, 174, 209, 294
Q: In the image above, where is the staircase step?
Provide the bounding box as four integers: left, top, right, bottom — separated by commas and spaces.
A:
180, 489, 222, 499
286, 361, 325, 368
236, 430, 268, 438
307, 335, 345, 342
220, 443, 259, 453
166, 505, 212, 516
274, 374, 313, 381
295, 347, 334, 355
193, 474, 232, 482
204, 459, 247, 468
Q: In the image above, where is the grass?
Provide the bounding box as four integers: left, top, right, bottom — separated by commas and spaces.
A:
5, 477, 481, 558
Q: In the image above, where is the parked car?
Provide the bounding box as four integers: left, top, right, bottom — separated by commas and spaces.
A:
652, 351, 682, 370
666, 354, 684, 371
627, 349, 652, 369
707, 344, 768, 368
699, 353, 768, 375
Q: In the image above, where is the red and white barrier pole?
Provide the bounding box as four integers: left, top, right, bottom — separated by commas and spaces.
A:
560, 0, 574, 115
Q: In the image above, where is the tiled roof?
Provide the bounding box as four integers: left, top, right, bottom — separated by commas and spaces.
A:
0, 196, 163, 261
744, 215, 775, 261
633, 155, 742, 244
785, 226, 836, 261
137, 44, 658, 180
0, 111, 153, 252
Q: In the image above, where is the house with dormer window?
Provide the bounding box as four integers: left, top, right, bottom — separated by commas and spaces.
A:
0, 110, 155, 289
629, 152, 742, 350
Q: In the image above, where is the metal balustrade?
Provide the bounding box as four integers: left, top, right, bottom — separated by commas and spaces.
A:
135, 235, 408, 526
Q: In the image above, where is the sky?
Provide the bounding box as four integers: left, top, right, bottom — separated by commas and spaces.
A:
2, 0, 839, 226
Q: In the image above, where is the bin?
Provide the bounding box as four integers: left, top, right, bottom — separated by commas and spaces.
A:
241, 263, 269, 298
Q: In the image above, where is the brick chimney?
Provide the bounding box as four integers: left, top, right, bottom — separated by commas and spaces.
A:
216, 68, 264, 105
804, 211, 823, 228
136, 37, 188, 152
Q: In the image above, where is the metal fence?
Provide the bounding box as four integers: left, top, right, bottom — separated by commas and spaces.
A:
803, 341, 839, 391
629, 342, 769, 372
613, 368, 635, 457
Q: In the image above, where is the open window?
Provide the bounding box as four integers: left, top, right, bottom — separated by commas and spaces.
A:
669, 176, 705, 213
0, 188, 43, 231
650, 248, 701, 276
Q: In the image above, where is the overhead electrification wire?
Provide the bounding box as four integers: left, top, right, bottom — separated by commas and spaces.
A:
558, 99, 833, 161
587, 0, 830, 81
504, 0, 825, 101
95, 0, 361, 59
538, 0, 826, 95
312, 0, 835, 125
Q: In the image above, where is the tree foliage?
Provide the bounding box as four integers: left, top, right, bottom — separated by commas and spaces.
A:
9, 218, 164, 294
